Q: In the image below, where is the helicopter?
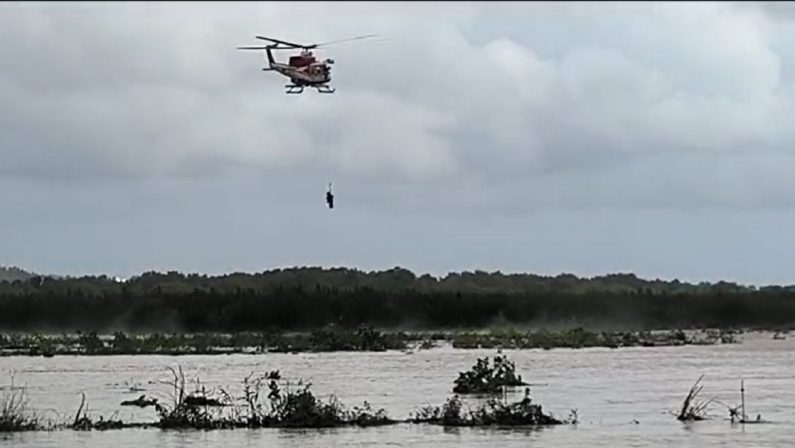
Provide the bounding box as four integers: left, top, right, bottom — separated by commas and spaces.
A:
237, 34, 377, 94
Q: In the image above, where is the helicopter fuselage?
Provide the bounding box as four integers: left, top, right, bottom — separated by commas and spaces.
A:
239, 38, 346, 94
262, 47, 334, 93
272, 63, 331, 86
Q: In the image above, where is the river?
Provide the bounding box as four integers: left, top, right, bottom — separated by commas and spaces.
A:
2, 331, 794, 447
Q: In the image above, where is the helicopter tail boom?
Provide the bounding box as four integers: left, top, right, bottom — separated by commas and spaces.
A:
265, 46, 275, 67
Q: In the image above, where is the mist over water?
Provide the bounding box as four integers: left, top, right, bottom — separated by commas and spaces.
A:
2, 331, 794, 447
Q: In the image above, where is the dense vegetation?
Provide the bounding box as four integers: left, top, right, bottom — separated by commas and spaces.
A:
0, 327, 738, 356
0, 267, 794, 333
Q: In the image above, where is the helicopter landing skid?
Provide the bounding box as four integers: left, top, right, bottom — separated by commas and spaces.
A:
316, 85, 335, 94
285, 85, 304, 94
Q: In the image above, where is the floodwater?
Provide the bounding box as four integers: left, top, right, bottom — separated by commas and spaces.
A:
2, 331, 794, 447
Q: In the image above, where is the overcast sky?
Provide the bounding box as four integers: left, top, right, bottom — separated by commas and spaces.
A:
3, 1, 795, 284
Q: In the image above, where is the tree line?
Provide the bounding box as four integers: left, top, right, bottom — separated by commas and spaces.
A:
0, 267, 794, 332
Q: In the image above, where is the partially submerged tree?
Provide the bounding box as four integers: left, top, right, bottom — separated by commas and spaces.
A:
677, 375, 715, 421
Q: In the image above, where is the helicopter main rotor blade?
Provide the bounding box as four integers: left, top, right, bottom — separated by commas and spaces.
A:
255, 36, 313, 49
314, 34, 378, 48
237, 46, 272, 50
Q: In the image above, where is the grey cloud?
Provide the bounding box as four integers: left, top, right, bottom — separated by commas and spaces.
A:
5, 2, 795, 282
3, 2, 794, 205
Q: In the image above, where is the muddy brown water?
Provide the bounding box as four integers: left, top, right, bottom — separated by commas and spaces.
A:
2, 331, 794, 447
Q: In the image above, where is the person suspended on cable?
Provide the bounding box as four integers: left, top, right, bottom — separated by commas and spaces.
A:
326, 182, 334, 209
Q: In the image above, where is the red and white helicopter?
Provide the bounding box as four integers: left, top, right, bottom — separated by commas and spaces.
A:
238, 34, 377, 94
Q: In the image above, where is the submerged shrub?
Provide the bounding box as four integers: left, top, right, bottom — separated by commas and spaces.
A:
453, 354, 527, 394
149, 365, 394, 429
154, 366, 235, 429
344, 401, 394, 427
409, 395, 468, 426
266, 380, 345, 428
263, 378, 394, 427
410, 389, 563, 427
0, 381, 40, 432
307, 324, 405, 352
71, 393, 125, 431
470, 388, 562, 426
